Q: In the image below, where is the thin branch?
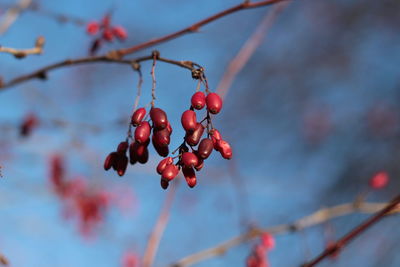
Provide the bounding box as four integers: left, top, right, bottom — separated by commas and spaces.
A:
216, 1, 289, 100
0, 53, 201, 90
302, 194, 400, 267
0, 0, 32, 35
142, 182, 178, 267
0, 253, 8, 266
0, 36, 45, 59
116, 0, 289, 57
169, 201, 400, 267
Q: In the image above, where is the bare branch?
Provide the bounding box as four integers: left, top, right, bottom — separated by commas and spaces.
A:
0, 0, 32, 35
170, 200, 400, 267
0, 36, 45, 59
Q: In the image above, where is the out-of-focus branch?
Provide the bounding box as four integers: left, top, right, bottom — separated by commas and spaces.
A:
302, 194, 400, 267
0, 36, 45, 59
216, 1, 289, 100
0, 253, 8, 266
0, 0, 32, 35
170, 200, 400, 267
142, 182, 178, 267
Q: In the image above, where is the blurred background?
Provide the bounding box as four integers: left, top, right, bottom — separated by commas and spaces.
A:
0, 0, 399, 266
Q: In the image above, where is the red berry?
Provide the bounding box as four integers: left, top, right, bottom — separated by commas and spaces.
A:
152, 128, 170, 147
129, 143, 137, 165
152, 136, 170, 157
160, 179, 169, 190
86, 21, 99, 35
260, 232, 275, 250
112, 26, 127, 40
137, 147, 149, 164
181, 152, 199, 168
117, 141, 129, 154
194, 159, 204, 171
206, 93, 223, 114
117, 155, 128, 176
130, 141, 149, 164
131, 108, 146, 126
210, 128, 222, 147
216, 140, 232, 159
198, 138, 213, 159
161, 165, 179, 181
150, 108, 168, 130
185, 123, 205, 146
166, 121, 173, 135
157, 157, 173, 175
182, 167, 197, 188
369, 171, 389, 189
102, 29, 114, 41
134, 121, 151, 144
104, 152, 117, 171
20, 113, 38, 137
191, 91, 206, 110
181, 110, 197, 132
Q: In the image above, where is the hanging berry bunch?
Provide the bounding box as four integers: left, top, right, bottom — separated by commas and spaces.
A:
103, 51, 232, 189
86, 14, 127, 55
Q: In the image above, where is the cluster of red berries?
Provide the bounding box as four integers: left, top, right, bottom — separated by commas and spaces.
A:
50, 155, 111, 236
104, 107, 172, 177
86, 14, 127, 55
157, 91, 232, 189
246, 233, 275, 267
104, 89, 232, 189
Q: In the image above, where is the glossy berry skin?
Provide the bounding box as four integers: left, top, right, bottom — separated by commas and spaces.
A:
206, 93, 223, 114
166, 122, 173, 135
216, 140, 232, 159
181, 110, 197, 132
161, 165, 179, 181
117, 155, 128, 176
131, 108, 146, 126
210, 128, 222, 147
182, 167, 197, 188
198, 138, 214, 159
150, 108, 168, 130
153, 128, 170, 147
137, 148, 149, 164
194, 159, 204, 171
185, 123, 204, 146
152, 137, 169, 157
191, 92, 206, 110
112, 26, 127, 40
86, 22, 99, 35
117, 141, 129, 154
130, 141, 149, 163
181, 152, 199, 168
134, 121, 151, 144
129, 144, 137, 165
104, 152, 117, 171
157, 157, 173, 175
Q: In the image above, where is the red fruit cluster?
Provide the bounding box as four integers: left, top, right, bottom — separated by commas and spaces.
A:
86, 14, 127, 55
246, 233, 275, 267
49, 155, 111, 236
104, 107, 172, 177
156, 91, 232, 189
20, 113, 38, 137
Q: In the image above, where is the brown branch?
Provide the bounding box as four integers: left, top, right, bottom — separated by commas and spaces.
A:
0, 0, 286, 90
0, 36, 45, 59
0, 0, 32, 35
169, 201, 400, 267
0, 52, 201, 90
0, 253, 8, 266
216, 1, 289, 100
302, 194, 400, 267
142, 182, 178, 267
116, 0, 289, 57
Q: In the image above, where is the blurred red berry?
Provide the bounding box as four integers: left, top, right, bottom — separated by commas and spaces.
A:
102, 29, 114, 41
86, 21, 99, 35
369, 171, 389, 189
112, 26, 128, 40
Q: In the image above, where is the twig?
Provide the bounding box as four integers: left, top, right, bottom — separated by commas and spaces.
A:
0, 53, 201, 90
0, 253, 8, 266
302, 194, 400, 267
169, 201, 400, 267
142, 182, 178, 267
0, 36, 45, 59
116, 0, 289, 57
216, 1, 289, 100
0, 0, 32, 35
0, 0, 287, 91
